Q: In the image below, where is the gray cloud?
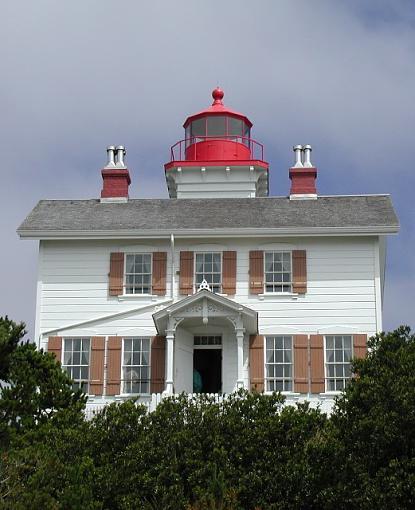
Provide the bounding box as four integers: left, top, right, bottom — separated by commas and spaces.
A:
1, 0, 414, 335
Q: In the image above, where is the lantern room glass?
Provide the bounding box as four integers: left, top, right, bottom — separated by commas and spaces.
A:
186, 115, 251, 148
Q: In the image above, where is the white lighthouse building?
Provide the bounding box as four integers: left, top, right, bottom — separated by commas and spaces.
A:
18, 88, 399, 413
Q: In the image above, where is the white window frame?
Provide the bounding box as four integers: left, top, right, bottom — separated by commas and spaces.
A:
324, 335, 353, 392
62, 337, 91, 392
194, 335, 223, 348
264, 251, 293, 294
194, 252, 222, 293
124, 253, 153, 295
264, 335, 293, 392
121, 337, 151, 395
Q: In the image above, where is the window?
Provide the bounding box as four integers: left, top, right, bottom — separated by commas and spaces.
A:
265, 336, 293, 391
62, 338, 90, 391
125, 253, 152, 294
265, 251, 292, 293
195, 252, 222, 293
194, 336, 222, 346
122, 338, 150, 394
325, 335, 352, 391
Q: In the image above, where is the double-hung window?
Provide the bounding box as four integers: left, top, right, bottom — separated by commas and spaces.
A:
62, 338, 90, 391
325, 335, 352, 391
264, 251, 292, 293
125, 253, 152, 294
195, 252, 222, 293
265, 335, 293, 391
122, 338, 150, 394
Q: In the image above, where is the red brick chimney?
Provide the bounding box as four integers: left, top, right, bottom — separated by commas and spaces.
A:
101, 145, 131, 200
289, 145, 317, 199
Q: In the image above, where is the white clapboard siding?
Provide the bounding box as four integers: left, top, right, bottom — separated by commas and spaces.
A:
38, 237, 377, 338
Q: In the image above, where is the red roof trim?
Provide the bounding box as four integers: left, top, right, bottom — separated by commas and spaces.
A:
164, 160, 269, 171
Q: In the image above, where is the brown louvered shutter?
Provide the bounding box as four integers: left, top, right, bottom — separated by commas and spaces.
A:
310, 334, 325, 393
89, 337, 105, 395
249, 251, 264, 295
294, 335, 308, 393
109, 252, 124, 296
353, 334, 368, 359
152, 252, 167, 295
150, 335, 166, 393
292, 250, 307, 294
107, 336, 121, 395
48, 336, 62, 363
179, 251, 194, 295
222, 251, 237, 295
249, 334, 264, 392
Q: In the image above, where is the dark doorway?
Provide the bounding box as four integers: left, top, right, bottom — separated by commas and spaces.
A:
193, 349, 222, 393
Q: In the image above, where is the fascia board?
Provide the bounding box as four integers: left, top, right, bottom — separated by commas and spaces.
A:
17, 224, 400, 240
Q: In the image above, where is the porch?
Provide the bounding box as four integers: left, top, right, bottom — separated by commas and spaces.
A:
152, 289, 258, 394
84, 391, 335, 420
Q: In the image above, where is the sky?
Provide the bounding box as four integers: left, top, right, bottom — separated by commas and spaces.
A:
1, 0, 414, 337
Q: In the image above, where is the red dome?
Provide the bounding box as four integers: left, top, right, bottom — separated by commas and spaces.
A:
183, 88, 253, 128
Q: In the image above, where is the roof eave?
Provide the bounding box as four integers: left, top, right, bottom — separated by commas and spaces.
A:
17, 225, 400, 240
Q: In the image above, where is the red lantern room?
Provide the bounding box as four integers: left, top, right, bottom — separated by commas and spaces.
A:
165, 88, 269, 199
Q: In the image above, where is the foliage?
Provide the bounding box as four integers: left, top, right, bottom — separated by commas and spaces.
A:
1, 323, 415, 509
0, 316, 26, 382
0, 318, 86, 449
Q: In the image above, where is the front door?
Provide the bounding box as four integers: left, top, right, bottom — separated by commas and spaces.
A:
193, 348, 222, 393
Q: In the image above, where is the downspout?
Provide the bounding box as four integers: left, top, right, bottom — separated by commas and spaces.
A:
170, 233, 175, 300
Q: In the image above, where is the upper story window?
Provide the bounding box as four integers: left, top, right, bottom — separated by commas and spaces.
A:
265, 335, 293, 392
195, 252, 222, 293
125, 253, 152, 294
62, 338, 90, 391
325, 335, 352, 391
264, 251, 292, 293
122, 338, 150, 394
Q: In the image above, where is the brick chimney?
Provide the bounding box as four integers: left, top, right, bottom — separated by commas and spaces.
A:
289, 144, 317, 199
101, 145, 131, 201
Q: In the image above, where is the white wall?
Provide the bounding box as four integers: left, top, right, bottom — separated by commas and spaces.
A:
37, 235, 378, 390
174, 327, 193, 393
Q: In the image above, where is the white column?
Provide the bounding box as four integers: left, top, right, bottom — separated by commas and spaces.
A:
164, 329, 175, 394
236, 327, 245, 389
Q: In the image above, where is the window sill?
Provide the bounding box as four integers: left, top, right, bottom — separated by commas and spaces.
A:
319, 392, 341, 398
118, 294, 160, 302
258, 293, 298, 301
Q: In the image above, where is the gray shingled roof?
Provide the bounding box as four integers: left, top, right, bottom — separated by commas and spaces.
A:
17, 195, 399, 237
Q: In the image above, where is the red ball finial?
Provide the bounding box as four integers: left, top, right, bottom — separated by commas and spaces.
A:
212, 87, 224, 104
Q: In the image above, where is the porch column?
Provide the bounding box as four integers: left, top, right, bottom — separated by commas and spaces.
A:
236, 327, 245, 389
165, 329, 175, 394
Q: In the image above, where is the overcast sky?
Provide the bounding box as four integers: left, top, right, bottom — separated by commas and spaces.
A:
1, 0, 414, 337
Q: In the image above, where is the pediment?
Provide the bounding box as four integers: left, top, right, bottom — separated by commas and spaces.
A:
152, 290, 257, 335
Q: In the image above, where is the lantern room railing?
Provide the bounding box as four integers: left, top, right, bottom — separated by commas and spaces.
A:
170, 136, 265, 162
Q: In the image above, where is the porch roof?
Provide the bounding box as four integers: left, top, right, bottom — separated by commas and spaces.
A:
152, 290, 258, 335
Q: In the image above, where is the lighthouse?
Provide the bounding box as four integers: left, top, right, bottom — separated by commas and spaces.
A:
165, 88, 269, 198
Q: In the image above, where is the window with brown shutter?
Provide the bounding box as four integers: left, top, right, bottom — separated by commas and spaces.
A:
90, 337, 105, 395
249, 334, 264, 391
151, 335, 166, 393
222, 251, 237, 295
353, 334, 368, 359
109, 253, 124, 296
180, 251, 194, 295
48, 336, 62, 363
152, 252, 167, 296
292, 250, 307, 294
294, 335, 309, 393
107, 336, 121, 395
310, 334, 325, 393
249, 251, 264, 294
